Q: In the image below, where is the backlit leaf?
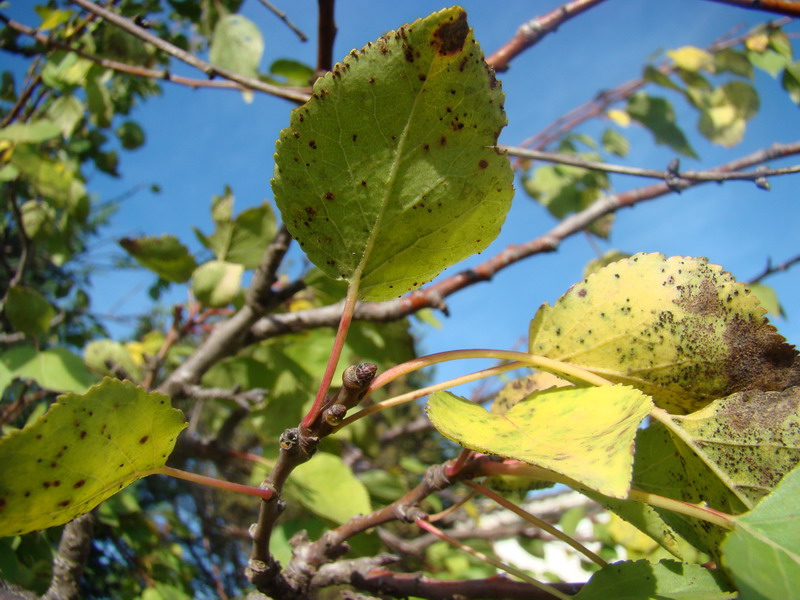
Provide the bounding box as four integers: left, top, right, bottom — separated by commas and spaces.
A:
209, 14, 264, 79
120, 235, 197, 283
721, 465, 800, 600
427, 386, 652, 498
0, 346, 96, 394
528, 253, 800, 414
83, 340, 143, 381
273, 7, 513, 301
667, 46, 715, 73
192, 260, 244, 307
747, 283, 784, 318
195, 203, 276, 269
697, 82, 759, 147
626, 93, 697, 158
0, 378, 186, 536
0, 120, 61, 143
288, 452, 371, 523
574, 559, 735, 600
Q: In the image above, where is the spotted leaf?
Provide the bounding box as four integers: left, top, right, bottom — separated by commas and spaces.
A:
0, 378, 186, 537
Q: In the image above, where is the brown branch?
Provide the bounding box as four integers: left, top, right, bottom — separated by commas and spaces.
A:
749, 253, 800, 284
67, 0, 311, 103
43, 513, 94, 600
705, 0, 800, 17
243, 140, 800, 340
255, 0, 308, 41
501, 145, 800, 185
486, 0, 610, 72
316, 0, 337, 73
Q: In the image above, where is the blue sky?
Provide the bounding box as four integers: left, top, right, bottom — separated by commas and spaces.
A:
5, 1, 800, 385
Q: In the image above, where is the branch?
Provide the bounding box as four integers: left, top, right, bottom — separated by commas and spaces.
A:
245, 141, 800, 342
0, 15, 306, 98
68, 0, 311, 103
749, 253, 800, 284
486, 0, 609, 72
316, 0, 337, 73
501, 145, 800, 186
43, 513, 94, 600
255, 0, 308, 42
705, 0, 800, 17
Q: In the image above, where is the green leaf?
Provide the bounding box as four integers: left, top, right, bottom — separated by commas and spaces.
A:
209, 14, 264, 78
715, 49, 753, 79
195, 203, 276, 269
191, 260, 243, 307
660, 387, 800, 509
0, 120, 62, 143
273, 7, 513, 301
83, 340, 143, 381
10, 144, 86, 207
5, 286, 55, 337
288, 452, 371, 523
34, 6, 71, 31
116, 121, 145, 150
269, 59, 314, 86
0, 378, 186, 537
0, 346, 96, 394
626, 93, 698, 158
85, 74, 113, 128
782, 61, 800, 106
601, 128, 629, 157
41, 53, 93, 90
119, 235, 197, 283
747, 49, 788, 78
47, 95, 84, 137
574, 559, 735, 600
697, 82, 759, 147
748, 283, 784, 318
528, 253, 799, 414
642, 65, 683, 93
426, 386, 652, 498
721, 465, 800, 600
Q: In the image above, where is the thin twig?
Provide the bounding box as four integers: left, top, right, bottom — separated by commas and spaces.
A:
704, 0, 800, 17
487, 0, 610, 72
501, 145, 800, 184
68, 0, 311, 103
316, 0, 337, 73
255, 0, 308, 41
749, 253, 800, 285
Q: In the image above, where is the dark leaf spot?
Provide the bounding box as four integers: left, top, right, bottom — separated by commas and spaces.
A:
73, 480, 86, 489
478, 160, 488, 169
433, 11, 468, 56
139, 435, 149, 444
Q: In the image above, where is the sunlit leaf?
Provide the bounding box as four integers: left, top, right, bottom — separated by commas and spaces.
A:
0, 379, 186, 536
574, 559, 735, 600
697, 82, 759, 147
667, 46, 715, 73
120, 235, 197, 283
0, 120, 61, 143
195, 203, 276, 269
721, 465, 800, 600
427, 386, 652, 498
47, 95, 84, 137
606, 109, 631, 127
269, 59, 314, 86
747, 49, 788, 78
0, 346, 96, 394
273, 7, 513, 301
210, 14, 264, 79
748, 283, 784, 318
528, 253, 799, 414
191, 260, 243, 307
288, 452, 371, 523
83, 340, 143, 381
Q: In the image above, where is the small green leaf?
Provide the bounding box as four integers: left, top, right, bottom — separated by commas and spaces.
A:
119, 235, 197, 283
273, 7, 513, 301
209, 14, 264, 78
574, 559, 735, 600
195, 203, 276, 269
0, 346, 96, 394
0, 378, 186, 537
528, 253, 799, 414
721, 464, 800, 600
626, 93, 698, 158
269, 59, 314, 86
116, 121, 145, 150
642, 65, 683, 93
191, 260, 243, 307
288, 452, 371, 523
83, 340, 143, 381
5, 286, 55, 337
85, 74, 112, 128
47, 95, 84, 137
0, 120, 61, 143
782, 61, 800, 106
427, 386, 652, 498
601, 128, 629, 157
747, 49, 788, 78
714, 48, 753, 78
34, 6, 71, 31
749, 283, 784, 317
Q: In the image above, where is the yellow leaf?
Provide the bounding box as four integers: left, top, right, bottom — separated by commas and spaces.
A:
529, 253, 799, 414
667, 46, 715, 72
607, 109, 631, 127
746, 33, 769, 52
427, 385, 653, 498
